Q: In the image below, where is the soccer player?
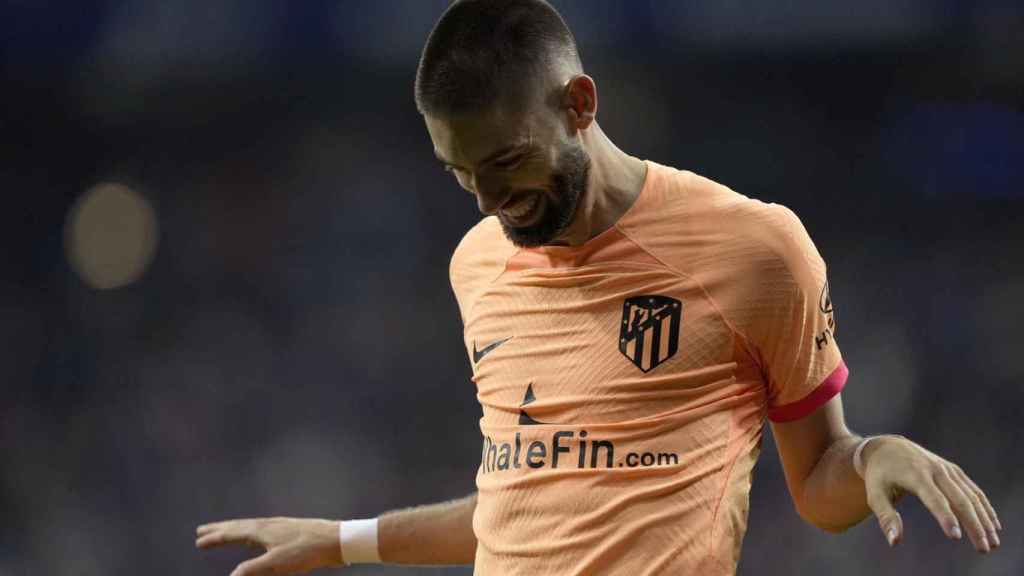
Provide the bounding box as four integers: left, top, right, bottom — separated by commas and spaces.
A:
196, 1, 1002, 574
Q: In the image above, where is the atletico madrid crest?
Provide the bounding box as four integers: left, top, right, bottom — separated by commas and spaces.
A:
618, 295, 682, 373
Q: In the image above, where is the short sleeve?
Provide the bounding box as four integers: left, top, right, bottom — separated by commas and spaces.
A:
742, 205, 847, 422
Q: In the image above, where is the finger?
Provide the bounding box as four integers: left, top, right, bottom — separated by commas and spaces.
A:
935, 469, 990, 553
195, 532, 220, 549
198, 518, 265, 533
865, 480, 904, 546
949, 467, 999, 548
908, 478, 962, 541
196, 531, 237, 549
953, 466, 1001, 532
231, 552, 279, 576
197, 519, 252, 536
196, 523, 263, 550
196, 522, 226, 536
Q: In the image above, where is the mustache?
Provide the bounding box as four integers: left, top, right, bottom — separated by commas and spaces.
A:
501, 188, 548, 201
498, 145, 590, 247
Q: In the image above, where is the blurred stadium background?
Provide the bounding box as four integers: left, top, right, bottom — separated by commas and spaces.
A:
1, 1, 1022, 574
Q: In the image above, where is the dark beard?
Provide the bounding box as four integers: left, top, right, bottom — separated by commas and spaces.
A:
499, 144, 590, 248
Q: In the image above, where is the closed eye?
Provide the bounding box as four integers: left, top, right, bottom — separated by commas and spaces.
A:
491, 154, 524, 170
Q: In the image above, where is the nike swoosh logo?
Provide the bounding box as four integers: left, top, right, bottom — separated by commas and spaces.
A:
473, 336, 512, 364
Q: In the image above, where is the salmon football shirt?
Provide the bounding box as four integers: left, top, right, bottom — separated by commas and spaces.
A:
449, 161, 847, 575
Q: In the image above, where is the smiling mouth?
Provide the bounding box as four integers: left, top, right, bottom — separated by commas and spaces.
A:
501, 193, 541, 224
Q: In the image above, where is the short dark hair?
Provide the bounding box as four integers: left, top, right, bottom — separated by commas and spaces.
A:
415, 0, 582, 117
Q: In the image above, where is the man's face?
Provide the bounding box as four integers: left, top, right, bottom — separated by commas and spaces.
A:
425, 103, 590, 247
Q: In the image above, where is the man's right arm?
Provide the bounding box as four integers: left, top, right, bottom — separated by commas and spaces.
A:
379, 492, 477, 564
196, 492, 477, 574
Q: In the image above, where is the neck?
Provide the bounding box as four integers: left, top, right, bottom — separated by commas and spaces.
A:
549, 123, 647, 247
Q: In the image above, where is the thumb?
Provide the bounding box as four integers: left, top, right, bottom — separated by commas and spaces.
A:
866, 481, 904, 547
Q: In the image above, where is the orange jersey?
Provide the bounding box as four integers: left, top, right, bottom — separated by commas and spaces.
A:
449, 161, 847, 575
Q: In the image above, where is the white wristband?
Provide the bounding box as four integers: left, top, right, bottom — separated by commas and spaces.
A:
852, 436, 878, 479
339, 518, 381, 565
853, 434, 905, 479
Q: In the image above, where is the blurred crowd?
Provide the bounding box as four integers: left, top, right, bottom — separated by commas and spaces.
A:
1, 2, 1022, 574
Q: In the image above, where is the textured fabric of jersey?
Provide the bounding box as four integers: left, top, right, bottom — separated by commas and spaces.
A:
449, 161, 847, 575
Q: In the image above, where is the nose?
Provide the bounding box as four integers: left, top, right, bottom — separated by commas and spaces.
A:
472, 174, 506, 216
476, 192, 503, 215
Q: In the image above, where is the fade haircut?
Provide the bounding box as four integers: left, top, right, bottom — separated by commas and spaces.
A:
415, 0, 583, 117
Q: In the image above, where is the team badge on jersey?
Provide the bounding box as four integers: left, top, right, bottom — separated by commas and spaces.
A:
618, 295, 682, 373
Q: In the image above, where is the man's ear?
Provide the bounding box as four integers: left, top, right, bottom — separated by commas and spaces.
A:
563, 74, 597, 131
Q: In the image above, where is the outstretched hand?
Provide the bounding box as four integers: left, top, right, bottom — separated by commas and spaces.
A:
862, 436, 1001, 553
196, 517, 343, 576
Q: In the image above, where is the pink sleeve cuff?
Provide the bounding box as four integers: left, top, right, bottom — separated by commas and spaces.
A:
767, 360, 849, 423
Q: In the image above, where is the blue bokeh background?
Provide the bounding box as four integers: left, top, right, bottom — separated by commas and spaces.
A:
1, 2, 1021, 574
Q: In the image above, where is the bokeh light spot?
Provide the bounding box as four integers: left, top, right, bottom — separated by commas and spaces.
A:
65, 182, 159, 290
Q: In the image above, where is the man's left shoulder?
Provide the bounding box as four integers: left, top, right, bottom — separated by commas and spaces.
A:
686, 174, 827, 289
724, 195, 828, 295
666, 170, 811, 255
733, 198, 812, 257
627, 166, 824, 279
682, 172, 810, 253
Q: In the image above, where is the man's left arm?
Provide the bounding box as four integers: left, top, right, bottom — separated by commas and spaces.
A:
742, 203, 1002, 553
771, 394, 1002, 552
